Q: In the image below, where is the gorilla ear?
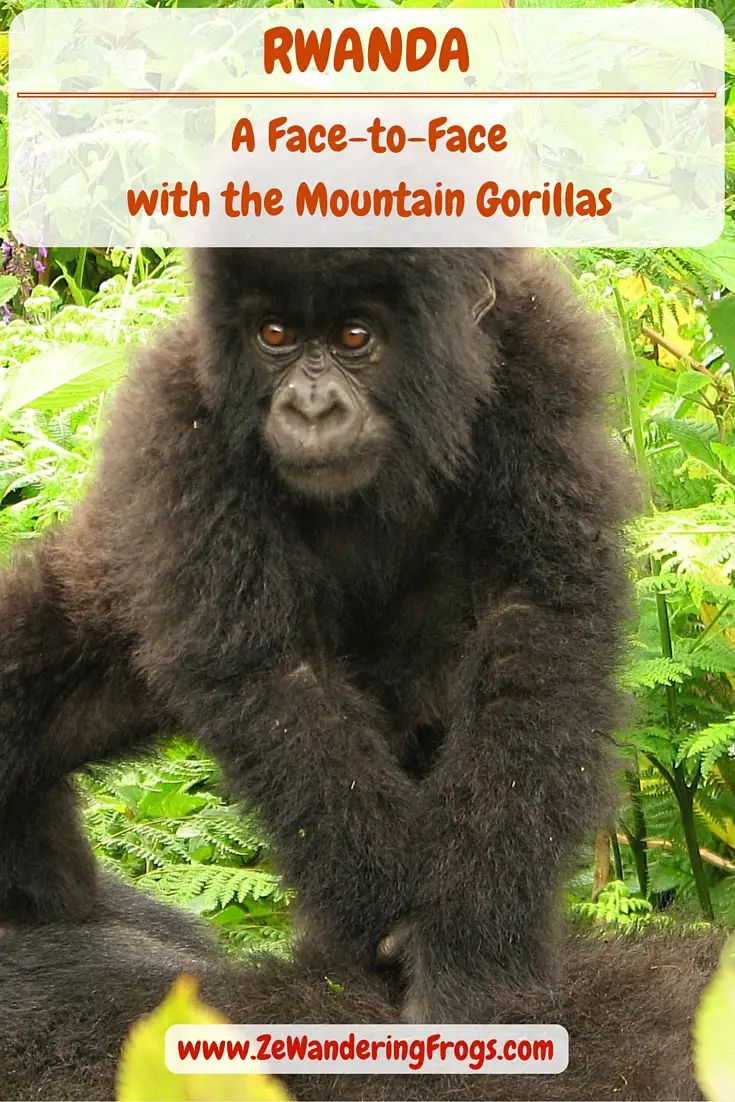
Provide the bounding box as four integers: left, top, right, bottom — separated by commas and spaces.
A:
470, 277, 496, 325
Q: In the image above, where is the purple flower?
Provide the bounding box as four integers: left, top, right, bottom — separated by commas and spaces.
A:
33, 259, 44, 272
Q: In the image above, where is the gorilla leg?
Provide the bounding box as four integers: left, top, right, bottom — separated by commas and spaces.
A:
0, 880, 720, 1102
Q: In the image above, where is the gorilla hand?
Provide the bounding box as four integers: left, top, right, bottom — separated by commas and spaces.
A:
376, 920, 415, 967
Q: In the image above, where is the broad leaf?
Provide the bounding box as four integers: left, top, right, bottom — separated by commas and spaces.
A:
0, 344, 128, 415
653, 416, 718, 469
0, 275, 19, 306
675, 370, 710, 399
712, 443, 735, 476
694, 939, 735, 1101
677, 227, 735, 294
117, 975, 291, 1102
708, 294, 735, 372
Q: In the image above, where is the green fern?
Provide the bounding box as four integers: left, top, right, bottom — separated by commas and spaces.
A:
80, 741, 293, 955
566, 881, 653, 929
619, 657, 692, 691
678, 720, 735, 774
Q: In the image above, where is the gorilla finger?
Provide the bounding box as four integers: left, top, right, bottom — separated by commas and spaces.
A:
376, 920, 414, 965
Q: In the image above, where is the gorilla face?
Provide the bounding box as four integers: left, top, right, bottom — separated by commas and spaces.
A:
256, 311, 390, 498
193, 248, 500, 502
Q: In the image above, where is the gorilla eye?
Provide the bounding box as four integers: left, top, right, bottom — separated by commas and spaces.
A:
338, 323, 370, 352
259, 321, 298, 351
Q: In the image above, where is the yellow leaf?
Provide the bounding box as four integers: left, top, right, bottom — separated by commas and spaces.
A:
695, 803, 735, 849
699, 566, 735, 693
694, 938, 735, 1101
617, 274, 696, 369
116, 975, 292, 1102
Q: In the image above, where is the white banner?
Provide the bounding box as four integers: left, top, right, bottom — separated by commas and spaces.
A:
165, 1022, 569, 1075
9, 7, 724, 248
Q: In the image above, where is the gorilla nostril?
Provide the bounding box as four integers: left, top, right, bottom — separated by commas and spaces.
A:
318, 397, 351, 435
280, 404, 313, 437
286, 383, 351, 431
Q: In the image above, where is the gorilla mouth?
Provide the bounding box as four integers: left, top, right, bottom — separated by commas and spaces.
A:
277, 450, 382, 497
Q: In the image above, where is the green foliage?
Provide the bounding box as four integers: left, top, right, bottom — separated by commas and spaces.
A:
81, 742, 293, 957
567, 880, 654, 930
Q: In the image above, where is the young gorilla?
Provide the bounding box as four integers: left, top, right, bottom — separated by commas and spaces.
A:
0, 249, 633, 1022
0, 880, 720, 1102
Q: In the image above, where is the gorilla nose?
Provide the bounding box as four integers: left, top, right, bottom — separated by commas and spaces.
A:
281, 375, 358, 445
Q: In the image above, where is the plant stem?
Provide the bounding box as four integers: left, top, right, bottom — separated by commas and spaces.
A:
74, 247, 87, 291
614, 286, 679, 725
614, 286, 652, 512
655, 590, 679, 728
673, 766, 714, 921
592, 829, 612, 900
610, 830, 624, 881
624, 767, 648, 896
616, 833, 735, 874
95, 243, 140, 439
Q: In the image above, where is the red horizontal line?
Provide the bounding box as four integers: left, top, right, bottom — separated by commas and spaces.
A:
16, 90, 717, 100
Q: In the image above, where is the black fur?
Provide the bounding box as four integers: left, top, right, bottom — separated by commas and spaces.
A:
0, 881, 718, 1102
0, 249, 634, 1020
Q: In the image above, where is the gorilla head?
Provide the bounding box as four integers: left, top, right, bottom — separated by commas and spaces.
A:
192, 249, 500, 499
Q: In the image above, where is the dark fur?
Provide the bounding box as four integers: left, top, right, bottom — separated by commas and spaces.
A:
0, 880, 718, 1102
0, 248, 634, 1019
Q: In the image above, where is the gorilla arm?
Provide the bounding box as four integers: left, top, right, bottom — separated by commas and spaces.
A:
145, 633, 418, 964
0, 537, 176, 923
405, 587, 620, 1022
404, 439, 628, 1020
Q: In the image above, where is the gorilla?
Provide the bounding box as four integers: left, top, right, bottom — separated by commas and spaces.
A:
0, 248, 633, 1022
0, 879, 719, 1102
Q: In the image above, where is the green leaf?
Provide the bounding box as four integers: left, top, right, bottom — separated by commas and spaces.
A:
211, 903, 247, 927
677, 227, 735, 294
653, 416, 719, 468
712, 443, 735, 476
0, 275, 19, 307
618, 657, 692, 691
0, 125, 8, 192
55, 259, 87, 308
694, 939, 735, 1102
640, 364, 678, 397
688, 638, 735, 676
0, 344, 128, 415
674, 370, 710, 399
677, 720, 735, 769
708, 295, 735, 371
618, 726, 678, 768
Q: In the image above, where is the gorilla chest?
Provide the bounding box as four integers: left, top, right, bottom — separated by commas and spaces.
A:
316, 554, 475, 741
